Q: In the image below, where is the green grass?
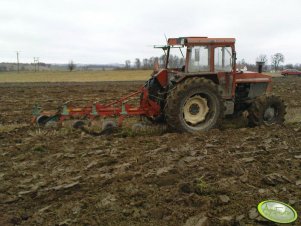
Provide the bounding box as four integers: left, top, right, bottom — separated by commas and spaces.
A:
195, 176, 208, 194
0, 70, 153, 83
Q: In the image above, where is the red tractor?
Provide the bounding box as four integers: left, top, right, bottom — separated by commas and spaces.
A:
33, 37, 286, 133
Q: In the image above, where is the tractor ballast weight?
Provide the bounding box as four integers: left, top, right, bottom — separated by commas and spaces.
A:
32, 37, 286, 133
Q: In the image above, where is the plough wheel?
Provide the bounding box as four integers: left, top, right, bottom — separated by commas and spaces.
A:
36, 115, 50, 126
102, 120, 117, 131
73, 120, 86, 129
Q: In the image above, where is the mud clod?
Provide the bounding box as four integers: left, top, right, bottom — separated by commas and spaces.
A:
219, 195, 230, 203
184, 213, 209, 226
248, 208, 258, 220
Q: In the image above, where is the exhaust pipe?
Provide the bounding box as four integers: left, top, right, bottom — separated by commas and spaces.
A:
256, 61, 265, 73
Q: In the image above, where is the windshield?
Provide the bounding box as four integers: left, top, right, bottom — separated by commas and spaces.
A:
188, 46, 210, 72
155, 45, 186, 70
167, 46, 186, 69
187, 46, 233, 73
157, 46, 186, 71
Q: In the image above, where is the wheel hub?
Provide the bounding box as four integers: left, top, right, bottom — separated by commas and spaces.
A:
264, 106, 275, 122
189, 103, 200, 115
183, 95, 209, 125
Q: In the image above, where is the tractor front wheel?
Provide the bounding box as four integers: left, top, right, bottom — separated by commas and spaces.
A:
248, 95, 286, 127
165, 77, 224, 133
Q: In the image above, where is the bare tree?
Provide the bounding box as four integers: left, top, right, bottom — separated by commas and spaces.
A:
148, 57, 156, 69
135, 58, 141, 69
159, 55, 166, 68
236, 58, 246, 70
294, 63, 301, 70
68, 60, 76, 72
125, 60, 131, 69
241, 58, 246, 65
271, 53, 284, 71
168, 55, 184, 68
142, 58, 149, 69
256, 54, 268, 64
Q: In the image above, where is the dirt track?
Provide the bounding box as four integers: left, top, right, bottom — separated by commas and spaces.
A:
0, 77, 301, 226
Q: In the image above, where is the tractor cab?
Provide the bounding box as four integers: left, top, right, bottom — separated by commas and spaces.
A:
165, 37, 236, 74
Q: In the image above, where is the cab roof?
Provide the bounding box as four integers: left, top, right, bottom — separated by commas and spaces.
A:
168, 37, 236, 46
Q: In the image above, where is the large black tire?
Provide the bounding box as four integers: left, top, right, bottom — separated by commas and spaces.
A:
248, 95, 286, 127
165, 77, 224, 133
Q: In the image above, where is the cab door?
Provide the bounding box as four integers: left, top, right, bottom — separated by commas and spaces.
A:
214, 46, 233, 99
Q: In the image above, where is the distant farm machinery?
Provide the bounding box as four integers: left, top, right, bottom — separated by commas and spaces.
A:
32, 36, 286, 134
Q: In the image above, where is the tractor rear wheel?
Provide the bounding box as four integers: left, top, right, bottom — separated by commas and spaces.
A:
165, 77, 224, 132
248, 95, 286, 127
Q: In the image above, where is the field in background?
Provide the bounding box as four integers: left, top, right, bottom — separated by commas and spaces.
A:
0, 70, 152, 83
0, 70, 283, 83
265, 72, 282, 77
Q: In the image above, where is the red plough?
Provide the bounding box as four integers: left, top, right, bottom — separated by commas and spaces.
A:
32, 85, 162, 132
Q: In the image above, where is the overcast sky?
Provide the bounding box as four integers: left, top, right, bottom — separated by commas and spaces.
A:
1, 0, 301, 65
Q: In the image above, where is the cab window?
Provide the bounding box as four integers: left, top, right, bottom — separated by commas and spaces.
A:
188, 46, 210, 72
214, 47, 232, 72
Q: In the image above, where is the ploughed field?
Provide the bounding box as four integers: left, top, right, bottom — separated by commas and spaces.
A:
0, 76, 301, 226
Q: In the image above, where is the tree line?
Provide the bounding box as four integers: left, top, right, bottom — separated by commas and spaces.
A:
1, 52, 300, 72
125, 52, 301, 72
124, 55, 185, 70
240, 53, 301, 72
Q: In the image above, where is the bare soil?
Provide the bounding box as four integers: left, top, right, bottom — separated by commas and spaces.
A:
0, 77, 300, 226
